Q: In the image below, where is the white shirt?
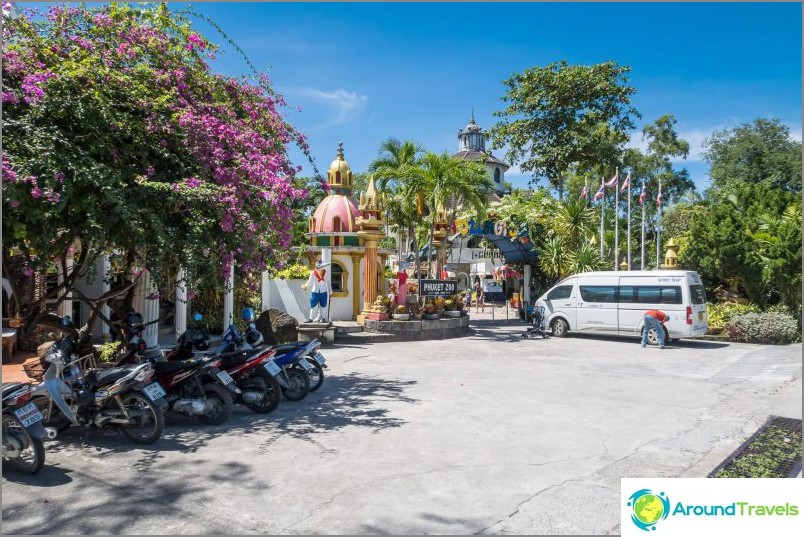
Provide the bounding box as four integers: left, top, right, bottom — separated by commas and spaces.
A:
305, 269, 329, 294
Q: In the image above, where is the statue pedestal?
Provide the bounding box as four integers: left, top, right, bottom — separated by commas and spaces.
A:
297, 321, 335, 344
365, 312, 389, 321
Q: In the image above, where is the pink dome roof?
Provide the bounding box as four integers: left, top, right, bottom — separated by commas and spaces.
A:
310, 194, 359, 233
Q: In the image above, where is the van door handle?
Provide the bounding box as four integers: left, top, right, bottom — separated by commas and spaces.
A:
563, 302, 571, 306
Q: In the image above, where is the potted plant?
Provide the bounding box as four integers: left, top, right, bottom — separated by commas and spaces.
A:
410, 303, 423, 320
393, 304, 410, 321
433, 296, 446, 314
423, 302, 439, 320
443, 299, 461, 318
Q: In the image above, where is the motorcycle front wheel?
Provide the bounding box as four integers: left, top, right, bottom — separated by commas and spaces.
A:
119, 392, 164, 445
280, 365, 311, 401
246, 370, 281, 414
197, 383, 233, 425
305, 357, 325, 392
2, 414, 45, 474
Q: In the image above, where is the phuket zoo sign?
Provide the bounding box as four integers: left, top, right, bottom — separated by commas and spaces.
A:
454, 218, 531, 244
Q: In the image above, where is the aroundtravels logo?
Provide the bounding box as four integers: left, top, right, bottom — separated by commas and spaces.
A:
627, 489, 671, 531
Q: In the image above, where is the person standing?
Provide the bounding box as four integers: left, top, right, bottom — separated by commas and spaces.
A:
474, 280, 485, 313
642, 309, 668, 348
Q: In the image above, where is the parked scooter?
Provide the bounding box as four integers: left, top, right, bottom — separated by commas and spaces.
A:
31, 316, 166, 445
2, 382, 56, 473
115, 312, 237, 425
181, 311, 283, 414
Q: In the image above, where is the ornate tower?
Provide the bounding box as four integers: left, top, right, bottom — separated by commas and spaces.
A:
328, 142, 353, 196
356, 175, 386, 322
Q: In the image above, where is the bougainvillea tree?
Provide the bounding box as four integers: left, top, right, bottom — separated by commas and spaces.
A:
2, 3, 309, 335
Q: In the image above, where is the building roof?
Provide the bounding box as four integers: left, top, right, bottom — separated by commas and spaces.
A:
310, 194, 360, 233
452, 149, 509, 169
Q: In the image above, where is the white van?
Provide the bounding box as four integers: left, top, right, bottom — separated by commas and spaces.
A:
536, 270, 708, 343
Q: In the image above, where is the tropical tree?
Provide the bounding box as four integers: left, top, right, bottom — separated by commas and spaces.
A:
489, 60, 640, 199
1, 4, 308, 340
399, 153, 494, 276
368, 138, 424, 273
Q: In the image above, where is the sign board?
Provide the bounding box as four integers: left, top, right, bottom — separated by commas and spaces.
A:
420, 279, 458, 297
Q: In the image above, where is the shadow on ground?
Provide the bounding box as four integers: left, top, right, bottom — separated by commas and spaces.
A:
2, 372, 418, 534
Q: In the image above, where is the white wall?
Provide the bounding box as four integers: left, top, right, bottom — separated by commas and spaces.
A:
73, 257, 107, 336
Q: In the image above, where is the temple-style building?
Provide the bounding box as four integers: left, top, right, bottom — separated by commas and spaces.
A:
305, 143, 393, 321
452, 114, 510, 198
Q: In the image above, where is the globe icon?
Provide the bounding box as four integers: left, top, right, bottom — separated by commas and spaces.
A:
633, 494, 664, 525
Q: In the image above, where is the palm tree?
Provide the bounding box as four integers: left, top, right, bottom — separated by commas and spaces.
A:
400, 152, 494, 276
368, 138, 424, 273
552, 198, 598, 250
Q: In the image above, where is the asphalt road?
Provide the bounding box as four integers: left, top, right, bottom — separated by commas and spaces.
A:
2, 321, 801, 534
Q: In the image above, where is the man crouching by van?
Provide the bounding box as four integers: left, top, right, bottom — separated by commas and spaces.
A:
642, 309, 667, 349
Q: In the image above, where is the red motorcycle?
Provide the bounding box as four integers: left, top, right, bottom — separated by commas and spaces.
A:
116, 313, 235, 425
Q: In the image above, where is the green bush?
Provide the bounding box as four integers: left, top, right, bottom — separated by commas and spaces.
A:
725, 312, 800, 344
96, 341, 123, 363
707, 302, 761, 329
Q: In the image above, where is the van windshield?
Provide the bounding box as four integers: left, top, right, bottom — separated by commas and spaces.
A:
690, 285, 706, 305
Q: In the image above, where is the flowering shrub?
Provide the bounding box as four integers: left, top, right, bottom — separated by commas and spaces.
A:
724, 312, 800, 345
2, 4, 311, 330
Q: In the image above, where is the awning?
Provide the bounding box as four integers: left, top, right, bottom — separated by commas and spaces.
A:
479, 234, 539, 264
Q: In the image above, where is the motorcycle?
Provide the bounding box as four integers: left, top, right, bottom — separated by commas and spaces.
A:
2, 382, 56, 473
202, 316, 283, 414
31, 317, 166, 445
115, 312, 237, 425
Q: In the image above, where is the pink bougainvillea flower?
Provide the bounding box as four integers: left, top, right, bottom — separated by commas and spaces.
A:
30, 187, 42, 198
10, 200, 20, 208
22, 266, 34, 276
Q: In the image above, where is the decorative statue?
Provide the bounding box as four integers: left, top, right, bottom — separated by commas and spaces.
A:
301, 259, 330, 322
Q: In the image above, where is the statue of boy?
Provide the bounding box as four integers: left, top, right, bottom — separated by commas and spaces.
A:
301, 259, 330, 322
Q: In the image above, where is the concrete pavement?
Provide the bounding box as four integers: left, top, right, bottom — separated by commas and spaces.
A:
2, 320, 801, 534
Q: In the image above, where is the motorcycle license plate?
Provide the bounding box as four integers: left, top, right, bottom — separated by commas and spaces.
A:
264, 360, 281, 377
13, 402, 43, 428
216, 370, 234, 385
314, 352, 326, 365
298, 359, 313, 372
143, 382, 167, 401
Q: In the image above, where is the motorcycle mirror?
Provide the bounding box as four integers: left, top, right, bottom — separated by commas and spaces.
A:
194, 313, 203, 321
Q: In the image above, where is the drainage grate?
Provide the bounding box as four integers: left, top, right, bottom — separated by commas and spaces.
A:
708, 416, 802, 478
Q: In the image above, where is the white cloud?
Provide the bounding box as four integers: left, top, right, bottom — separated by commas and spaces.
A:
296, 87, 368, 127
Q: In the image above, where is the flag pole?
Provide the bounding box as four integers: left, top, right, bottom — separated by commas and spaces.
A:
614, 167, 619, 270
626, 171, 631, 270
599, 178, 605, 257
640, 179, 645, 270
655, 179, 662, 270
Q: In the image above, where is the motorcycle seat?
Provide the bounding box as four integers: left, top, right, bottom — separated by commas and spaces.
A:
2, 382, 29, 397
218, 349, 262, 368
274, 342, 306, 353
153, 359, 199, 374
85, 367, 132, 388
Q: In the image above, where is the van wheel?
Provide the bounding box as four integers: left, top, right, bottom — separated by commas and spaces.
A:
646, 327, 670, 346
551, 318, 569, 337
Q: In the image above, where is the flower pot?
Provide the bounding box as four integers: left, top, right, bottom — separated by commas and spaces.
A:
394, 314, 410, 321
422, 313, 440, 320
412, 313, 423, 320
460, 309, 468, 317
444, 310, 461, 318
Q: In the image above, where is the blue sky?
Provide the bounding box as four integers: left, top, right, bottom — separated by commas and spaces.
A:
179, 2, 801, 192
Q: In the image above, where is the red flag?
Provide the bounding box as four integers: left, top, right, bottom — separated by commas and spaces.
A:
620, 171, 631, 192
593, 182, 605, 202
604, 169, 618, 188
638, 179, 646, 206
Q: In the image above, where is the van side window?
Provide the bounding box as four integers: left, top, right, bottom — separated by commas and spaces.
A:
547, 285, 573, 301
580, 285, 618, 303
632, 286, 682, 304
